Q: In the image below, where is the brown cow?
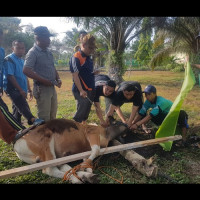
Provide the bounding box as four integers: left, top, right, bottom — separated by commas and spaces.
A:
0, 110, 128, 183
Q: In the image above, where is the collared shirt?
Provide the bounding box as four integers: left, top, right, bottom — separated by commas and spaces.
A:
139, 96, 173, 125
69, 50, 95, 92
0, 47, 5, 88
3, 53, 27, 92
24, 44, 57, 82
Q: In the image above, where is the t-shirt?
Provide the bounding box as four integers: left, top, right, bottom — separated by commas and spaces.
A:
94, 74, 116, 102
69, 50, 95, 92
112, 81, 143, 108
3, 53, 27, 92
139, 96, 173, 125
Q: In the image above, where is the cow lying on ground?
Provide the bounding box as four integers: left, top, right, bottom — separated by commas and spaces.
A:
0, 110, 128, 183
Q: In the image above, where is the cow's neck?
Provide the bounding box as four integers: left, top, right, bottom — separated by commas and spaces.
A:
99, 127, 110, 148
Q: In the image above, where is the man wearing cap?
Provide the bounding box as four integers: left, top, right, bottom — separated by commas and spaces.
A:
69, 34, 97, 124
23, 26, 62, 122
130, 84, 189, 143
106, 81, 144, 129
94, 74, 116, 127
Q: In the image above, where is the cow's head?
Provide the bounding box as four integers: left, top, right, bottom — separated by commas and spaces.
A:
106, 116, 129, 140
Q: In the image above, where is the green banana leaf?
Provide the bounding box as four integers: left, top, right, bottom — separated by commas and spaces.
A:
155, 61, 196, 151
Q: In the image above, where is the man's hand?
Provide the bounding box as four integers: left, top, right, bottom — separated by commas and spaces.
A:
100, 120, 109, 128
28, 90, 33, 101
130, 123, 139, 130
80, 90, 87, 98
56, 79, 62, 88
19, 89, 27, 99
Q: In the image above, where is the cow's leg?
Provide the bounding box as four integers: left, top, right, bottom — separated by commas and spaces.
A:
39, 137, 68, 179
83, 130, 101, 173
14, 139, 39, 164
59, 164, 98, 184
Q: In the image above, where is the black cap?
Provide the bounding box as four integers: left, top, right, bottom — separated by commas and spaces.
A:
34, 26, 54, 37
143, 85, 156, 94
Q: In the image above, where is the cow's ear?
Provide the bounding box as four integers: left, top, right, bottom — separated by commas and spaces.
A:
108, 116, 116, 125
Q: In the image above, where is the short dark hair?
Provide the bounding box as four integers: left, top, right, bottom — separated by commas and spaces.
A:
106, 80, 116, 88
12, 40, 24, 47
123, 84, 137, 92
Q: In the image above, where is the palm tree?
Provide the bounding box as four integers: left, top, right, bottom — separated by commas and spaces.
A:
66, 17, 165, 84
150, 17, 200, 83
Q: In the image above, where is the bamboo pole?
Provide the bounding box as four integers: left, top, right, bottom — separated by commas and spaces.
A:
0, 135, 182, 179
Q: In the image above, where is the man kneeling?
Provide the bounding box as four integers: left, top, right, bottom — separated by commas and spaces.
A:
130, 84, 189, 145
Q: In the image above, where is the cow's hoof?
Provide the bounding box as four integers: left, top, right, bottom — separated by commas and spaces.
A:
82, 173, 99, 184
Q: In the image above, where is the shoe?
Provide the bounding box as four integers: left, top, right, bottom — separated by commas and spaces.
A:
33, 118, 45, 126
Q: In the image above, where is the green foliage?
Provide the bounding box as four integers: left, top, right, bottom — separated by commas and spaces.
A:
0, 17, 34, 54
134, 18, 153, 67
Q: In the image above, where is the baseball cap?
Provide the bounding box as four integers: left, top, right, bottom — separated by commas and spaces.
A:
34, 26, 54, 37
143, 85, 156, 94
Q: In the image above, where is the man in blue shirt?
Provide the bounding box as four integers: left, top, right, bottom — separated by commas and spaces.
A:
0, 29, 25, 131
69, 34, 97, 124
4, 40, 43, 126
130, 84, 189, 143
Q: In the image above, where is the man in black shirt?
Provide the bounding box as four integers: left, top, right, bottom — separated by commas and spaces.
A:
94, 74, 116, 127
106, 81, 144, 129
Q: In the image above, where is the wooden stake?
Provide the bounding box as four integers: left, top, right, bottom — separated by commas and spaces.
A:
0, 135, 182, 179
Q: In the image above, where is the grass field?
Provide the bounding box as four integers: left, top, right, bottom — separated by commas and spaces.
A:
0, 70, 200, 184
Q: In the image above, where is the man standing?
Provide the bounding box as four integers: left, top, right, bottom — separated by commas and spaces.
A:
3, 40, 43, 126
23, 26, 62, 122
0, 29, 25, 131
69, 34, 97, 124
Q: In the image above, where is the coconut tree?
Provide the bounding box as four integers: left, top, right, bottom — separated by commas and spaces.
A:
66, 17, 167, 84
150, 17, 200, 83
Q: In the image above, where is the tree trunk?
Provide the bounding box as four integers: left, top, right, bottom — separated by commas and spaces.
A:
111, 139, 158, 177
107, 50, 124, 85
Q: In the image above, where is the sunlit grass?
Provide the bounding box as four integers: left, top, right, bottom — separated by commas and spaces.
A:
1, 70, 200, 184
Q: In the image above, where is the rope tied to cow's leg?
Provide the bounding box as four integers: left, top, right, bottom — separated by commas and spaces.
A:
63, 159, 93, 182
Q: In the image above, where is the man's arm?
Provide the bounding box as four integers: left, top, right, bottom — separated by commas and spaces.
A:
127, 105, 139, 126
94, 102, 108, 127
130, 114, 152, 130
115, 106, 126, 123
23, 67, 53, 86
192, 63, 200, 69
72, 72, 87, 98
55, 70, 62, 88
27, 78, 33, 101
105, 104, 117, 124
7, 75, 27, 99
